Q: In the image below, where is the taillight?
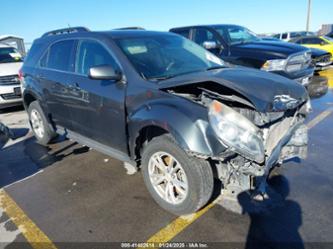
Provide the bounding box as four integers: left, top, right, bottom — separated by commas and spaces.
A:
18, 69, 23, 81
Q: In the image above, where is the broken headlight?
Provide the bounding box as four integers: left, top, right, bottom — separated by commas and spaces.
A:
208, 100, 265, 163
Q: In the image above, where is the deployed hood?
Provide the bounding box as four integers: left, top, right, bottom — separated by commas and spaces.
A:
159, 67, 308, 112
0, 62, 23, 76
231, 40, 309, 59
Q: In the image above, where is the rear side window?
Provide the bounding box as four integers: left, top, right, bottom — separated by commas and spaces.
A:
46, 40, 75, 71
302, 38, 326, 45
75, 40, 118, 75
282, 33, 288, 39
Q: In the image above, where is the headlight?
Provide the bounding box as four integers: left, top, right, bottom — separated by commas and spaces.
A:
208, 100, 265, 163
261, 59, 287, 71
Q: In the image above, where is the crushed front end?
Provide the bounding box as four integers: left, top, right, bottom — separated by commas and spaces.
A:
207, 97, 310, 200
166, 82, 310, 202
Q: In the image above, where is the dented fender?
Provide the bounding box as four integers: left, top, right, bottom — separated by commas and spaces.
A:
127, 98, 226, 160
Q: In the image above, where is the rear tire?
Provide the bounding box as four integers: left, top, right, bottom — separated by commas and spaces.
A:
28, 101, 56, 146
141, 134, 214, 215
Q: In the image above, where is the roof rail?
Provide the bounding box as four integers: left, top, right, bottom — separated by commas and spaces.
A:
113, 27, 145, 30
42, 27, 90, 37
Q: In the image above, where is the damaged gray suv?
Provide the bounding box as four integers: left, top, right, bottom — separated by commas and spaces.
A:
21, 27, 310, 215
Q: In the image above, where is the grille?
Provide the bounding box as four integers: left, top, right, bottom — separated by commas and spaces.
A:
315, 54, 332, 64
286, 52, 312, 72
0, 75, 20, 86
0, 92, 22, 100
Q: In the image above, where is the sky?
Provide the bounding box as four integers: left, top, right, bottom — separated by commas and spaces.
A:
0, 0, 332, 44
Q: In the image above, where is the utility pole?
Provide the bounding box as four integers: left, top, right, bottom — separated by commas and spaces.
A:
306, 0, 312, 31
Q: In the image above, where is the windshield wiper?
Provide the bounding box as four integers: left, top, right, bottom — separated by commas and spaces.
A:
148, 75, 176, 81
206, 65, 225, 71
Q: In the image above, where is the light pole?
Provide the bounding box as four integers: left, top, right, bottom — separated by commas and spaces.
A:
306, 0, 312, 31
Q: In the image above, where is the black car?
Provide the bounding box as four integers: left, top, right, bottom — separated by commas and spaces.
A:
170, 25, 314, 86
21, 27, 310, 215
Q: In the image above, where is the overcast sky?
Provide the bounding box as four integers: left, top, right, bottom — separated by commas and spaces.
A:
1, 0, 332, 43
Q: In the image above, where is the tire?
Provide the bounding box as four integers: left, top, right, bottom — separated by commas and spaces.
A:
28, 101, 56, 146
141, 134, 214, 215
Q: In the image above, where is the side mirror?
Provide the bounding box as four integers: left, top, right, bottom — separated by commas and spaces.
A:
202, 41, 224, 52
320, 41, 326, 46
203, 41, 218, 50
88, 65, 122, 81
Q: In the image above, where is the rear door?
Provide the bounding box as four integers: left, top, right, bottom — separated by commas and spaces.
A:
36, 39, 76, 130
68, 39, 127, 152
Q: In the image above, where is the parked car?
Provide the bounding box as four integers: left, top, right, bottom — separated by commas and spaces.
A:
0, 43, 23, 109
308, 48, 332, 71
21, 27, 310, 215
289, 36, 333, 59
272, 31, 315, 41
170, 25, 314, 86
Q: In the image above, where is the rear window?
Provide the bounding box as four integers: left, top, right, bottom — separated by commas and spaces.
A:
44, 40, 75, 71
0, 47, 23, 63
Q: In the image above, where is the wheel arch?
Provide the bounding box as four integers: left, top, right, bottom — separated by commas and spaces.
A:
128, 103, 225, 162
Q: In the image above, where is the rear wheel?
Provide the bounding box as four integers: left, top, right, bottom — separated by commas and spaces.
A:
28, 101, 56, 145
141, 134, 214, 215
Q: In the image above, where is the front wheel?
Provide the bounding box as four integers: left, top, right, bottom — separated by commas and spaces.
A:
28, 101, 56, 146
141, 134, 214, 215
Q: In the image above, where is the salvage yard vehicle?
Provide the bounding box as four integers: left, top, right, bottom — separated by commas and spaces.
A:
289, 36, 333, 60
21, 27, 310, 215
272, 31, 315, 41
308, 48, 332, 71
0, 43, 23, 109
170, 25, 314, 86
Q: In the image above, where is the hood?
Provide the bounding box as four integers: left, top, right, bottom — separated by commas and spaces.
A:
0, 62, 23, 76
159, 67, 308, 112
232, 40, 309, 59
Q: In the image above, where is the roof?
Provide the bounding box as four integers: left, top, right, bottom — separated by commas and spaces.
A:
38, 29, 175, 41
170, 24, 243, 30
97, 30, 175, 39
0, 35, 24, 41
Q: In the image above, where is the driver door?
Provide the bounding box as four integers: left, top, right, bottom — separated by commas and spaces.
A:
68, 39, 127, 153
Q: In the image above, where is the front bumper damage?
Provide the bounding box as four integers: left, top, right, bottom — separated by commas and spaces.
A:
212, 111, 308, 212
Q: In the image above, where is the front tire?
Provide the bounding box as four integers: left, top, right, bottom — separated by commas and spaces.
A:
28, 101, 56, 146
141, 134, 214, 215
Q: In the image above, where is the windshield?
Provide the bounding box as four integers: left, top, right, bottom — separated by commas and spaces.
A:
116, 35, 224, 80
0, 47, 23, 63
323, 36, 333, 43
213, 25, 261, 45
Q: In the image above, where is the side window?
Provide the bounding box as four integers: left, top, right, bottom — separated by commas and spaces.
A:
295, 39, 303, 44
193, 28, 218, 46
39, 50, 48, 68
75, 40, 118, 75
176, 29, 190, 39
281, 33, 288, 39
273, 34, 280, 39
47, 40, 75, 71
302, 38, 324, 45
